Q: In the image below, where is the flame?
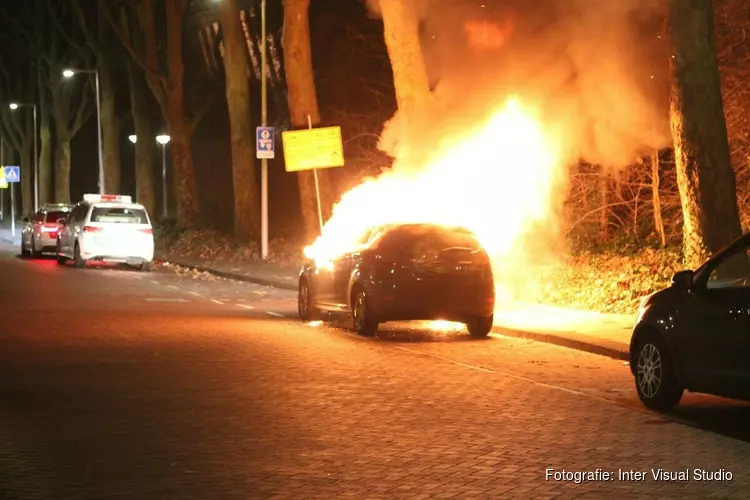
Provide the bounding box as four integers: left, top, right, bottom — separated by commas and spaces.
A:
304, 96, 563, 303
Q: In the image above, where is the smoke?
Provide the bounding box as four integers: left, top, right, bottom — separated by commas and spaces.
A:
368, 0, 671, 169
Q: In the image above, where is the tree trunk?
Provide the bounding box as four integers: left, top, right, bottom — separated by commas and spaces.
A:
54, 138, 71, 203
282, 0, 333, 243
669, 0, 743, 267
378, 0, 431, 113
651, 152, 666, 247
99, 57, 121, 194
20, 140, 33, 215
39, 112, 54, 204
220, 0, 261, 242
166, 0, 200, 228
128, 62, 157, 218
599, 170, 609, 242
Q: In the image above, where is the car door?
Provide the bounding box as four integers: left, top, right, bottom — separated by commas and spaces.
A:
60, 205, 82, 254
331, 253, 357, 309
681, 245, 750, 396
30, 212, 44, 247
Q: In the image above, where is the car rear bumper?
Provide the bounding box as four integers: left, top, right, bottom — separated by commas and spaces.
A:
80, 244, 154, 263
370, 283, 495, 322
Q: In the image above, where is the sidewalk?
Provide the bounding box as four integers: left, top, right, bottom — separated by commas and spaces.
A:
158, 252, 635, 361
0, 220, 22, 246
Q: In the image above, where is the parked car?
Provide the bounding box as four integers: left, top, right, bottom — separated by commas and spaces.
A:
21, 204, 72, 257
298, 223, 496, 337
630, 233, 750, 410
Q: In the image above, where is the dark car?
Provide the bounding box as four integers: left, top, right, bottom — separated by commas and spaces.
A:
298, 223, 496, 337
630, 233, 750, 410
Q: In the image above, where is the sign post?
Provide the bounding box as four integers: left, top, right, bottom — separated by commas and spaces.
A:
4, 166, 19, 237
281, 121, 345, 233
0, 137, 4, 222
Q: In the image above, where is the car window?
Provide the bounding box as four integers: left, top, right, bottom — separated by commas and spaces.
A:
45, 211, 69, 223
91, 207, 149, 224
402, 226, 481, 254
70, 205, 86, 222
707, 248, 750, 289
32, 212, 44, 223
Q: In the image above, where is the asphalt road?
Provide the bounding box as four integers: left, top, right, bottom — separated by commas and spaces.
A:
1, 242, 749, 499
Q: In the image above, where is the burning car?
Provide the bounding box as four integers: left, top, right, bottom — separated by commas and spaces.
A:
298, 223, 496, 337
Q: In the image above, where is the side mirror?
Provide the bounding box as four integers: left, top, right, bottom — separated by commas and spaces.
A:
21, 217, 29, 223
56, 218, 67, 226
672, 270, 694, 290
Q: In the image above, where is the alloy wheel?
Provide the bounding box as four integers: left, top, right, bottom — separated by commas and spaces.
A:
637, 343, 662, 399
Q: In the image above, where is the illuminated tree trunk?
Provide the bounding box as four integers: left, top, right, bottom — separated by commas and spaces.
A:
20, 137, 32, 214
54, 138, 71, 203
127, 62, 157, 217
38, 114, 53, 203
282, 0, 333, 243
669, 0, 742, 267
651, 152, 666, 247
379, 0, 430, 113
220, 0, 260, 242
99, 57, 121, 194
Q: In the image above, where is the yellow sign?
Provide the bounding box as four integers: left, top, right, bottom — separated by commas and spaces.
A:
0, 169, 6, 189
282, 126, 345, 172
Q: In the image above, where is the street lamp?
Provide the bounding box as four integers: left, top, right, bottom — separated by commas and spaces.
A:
128, 135, 137, 144
8, 102, 38, 211
62, 68, 104, 195
156, 135, 170, 219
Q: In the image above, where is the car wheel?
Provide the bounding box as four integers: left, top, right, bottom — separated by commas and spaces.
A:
73, 242, 86, 269
466, 314, 494, 338
634, 333, 683, 411
298, 278, 319, 321
140, 261, 153, 272
31, 238, 42, 258
351, 287, 378, 336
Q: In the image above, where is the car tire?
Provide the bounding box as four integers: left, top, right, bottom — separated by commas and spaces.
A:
30, 238, 42, 258
298, 278, 319, 321
634, 332, 683, 411
466, 314, 493, 338
21, 239, 29, 257
351, 287, 378, 336
141, 261, 153, 272
73, 242, 86, 269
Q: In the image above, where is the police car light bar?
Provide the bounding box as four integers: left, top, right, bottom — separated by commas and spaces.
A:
83, 194, 133, 203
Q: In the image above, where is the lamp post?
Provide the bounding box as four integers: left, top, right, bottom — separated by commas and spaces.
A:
9, 102, 38, 211
156, 135, 170, 219
62, 68, 104, 195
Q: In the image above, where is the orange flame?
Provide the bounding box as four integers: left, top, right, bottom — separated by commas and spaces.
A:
304, 96, 563, 302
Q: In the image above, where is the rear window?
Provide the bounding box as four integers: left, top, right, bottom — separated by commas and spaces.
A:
91, 207, 149, 224
386, 225, 481, 253
45, 211, 69, 223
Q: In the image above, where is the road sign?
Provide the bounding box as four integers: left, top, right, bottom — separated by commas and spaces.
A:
256, 126, 275, 159
281, 126, 344, 172
3, 166, 20, 183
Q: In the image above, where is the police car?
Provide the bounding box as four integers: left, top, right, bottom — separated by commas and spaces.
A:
21, 203, 72, 257
56, 194, 155, 271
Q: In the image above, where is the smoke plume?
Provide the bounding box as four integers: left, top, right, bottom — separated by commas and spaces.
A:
367, 0, 670, 169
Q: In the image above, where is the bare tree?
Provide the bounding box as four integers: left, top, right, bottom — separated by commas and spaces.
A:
669, 0, 743, 267
106, 0, 216, 228
282, 0, 335, 243
219, 0, 260, 241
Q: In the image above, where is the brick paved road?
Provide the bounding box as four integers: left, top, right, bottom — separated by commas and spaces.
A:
0, 243, 749, 499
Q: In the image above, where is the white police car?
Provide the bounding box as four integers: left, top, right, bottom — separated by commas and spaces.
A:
56, 194, 155, 271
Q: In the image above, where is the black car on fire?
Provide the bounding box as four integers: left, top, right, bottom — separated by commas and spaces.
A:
297, 223, 496, 337
630, 232, 750, 410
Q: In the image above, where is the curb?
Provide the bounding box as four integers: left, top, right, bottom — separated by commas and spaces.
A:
492, 326, 629, 361
159, 257, 631, 362
158, 258, 298, 291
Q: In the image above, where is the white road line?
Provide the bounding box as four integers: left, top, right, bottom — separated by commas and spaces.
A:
210, 299, 224, 305
237, 304, 255, 310
146, 298, 188, 303
149, 280, 159, 284
188, 291, 202, 297
167, 285, 179, 290
266, 311, 285, 317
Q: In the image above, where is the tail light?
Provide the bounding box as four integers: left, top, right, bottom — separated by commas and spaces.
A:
83, 225, 103, 233
139, 228, 153, 234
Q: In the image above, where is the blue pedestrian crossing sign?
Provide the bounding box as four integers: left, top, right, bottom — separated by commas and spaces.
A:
256, 126, 275, 160
3, 166, 19, 183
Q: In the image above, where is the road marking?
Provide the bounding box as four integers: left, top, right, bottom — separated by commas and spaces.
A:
210, 299, 224, 305
146, 298, 188, 303
188, 291, 202, 297
266, 311, 285, 317
167, 285, 178, 290
149, 280, 159, 284
237, 304, 255, 310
